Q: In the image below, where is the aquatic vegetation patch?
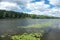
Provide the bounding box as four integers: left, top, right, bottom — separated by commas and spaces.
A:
0, 29, 47, 40
0, 33, 44, 40
17, 22, 52, 28
11, 33, 43, 40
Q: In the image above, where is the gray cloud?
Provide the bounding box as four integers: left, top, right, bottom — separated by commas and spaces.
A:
0, 0, 33, 6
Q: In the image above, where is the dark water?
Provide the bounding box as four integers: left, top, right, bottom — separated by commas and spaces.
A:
0, 19, 60, 40
41, 28, 60, 40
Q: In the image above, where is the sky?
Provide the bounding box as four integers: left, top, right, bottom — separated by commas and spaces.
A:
0, 0, 60, 17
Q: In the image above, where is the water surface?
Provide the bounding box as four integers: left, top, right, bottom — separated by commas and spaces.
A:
0, 19, 60, 40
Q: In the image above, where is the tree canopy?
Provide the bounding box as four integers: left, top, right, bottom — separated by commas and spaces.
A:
0, 10, 59, 19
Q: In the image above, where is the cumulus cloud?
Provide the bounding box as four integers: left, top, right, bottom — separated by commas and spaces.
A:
0, 2, 21, 11
26, 0, 60, 17
26, 1, 50, 11
49, 0, 60, 6
0, 0, 33, 11
28, 7, 60, 17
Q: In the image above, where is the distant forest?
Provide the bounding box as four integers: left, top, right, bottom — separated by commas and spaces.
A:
0, 10, 59, 19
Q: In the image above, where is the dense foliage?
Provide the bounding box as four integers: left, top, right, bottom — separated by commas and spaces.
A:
0, 10, 59, 19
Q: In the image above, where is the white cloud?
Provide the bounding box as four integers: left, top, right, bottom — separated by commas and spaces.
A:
0, 0, 33, 11
28, 7, 60, 17
0, 2, 21, 11
49, 0, 60, 6
26, 1, 50, 11
26, 0, 60, 17
28, 10, 43, 15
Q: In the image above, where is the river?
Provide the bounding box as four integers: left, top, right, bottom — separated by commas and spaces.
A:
0, 19, 60, 40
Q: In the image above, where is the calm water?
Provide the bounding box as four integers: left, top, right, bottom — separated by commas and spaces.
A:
0, 19, 52, 34
0, 19, 60, 40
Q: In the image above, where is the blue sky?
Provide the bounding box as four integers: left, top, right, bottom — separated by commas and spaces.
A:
0, 0, 60, 17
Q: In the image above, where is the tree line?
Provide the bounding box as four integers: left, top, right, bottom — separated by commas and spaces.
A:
0, 10, 59, 19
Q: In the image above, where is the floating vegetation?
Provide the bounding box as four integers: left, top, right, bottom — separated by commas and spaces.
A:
11, 33, 43, 40
0, 32, 45, 40
17, 22, 52, 28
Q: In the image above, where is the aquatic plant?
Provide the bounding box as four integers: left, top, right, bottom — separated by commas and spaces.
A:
11, 33, 43, 40
17, 22, 52, 28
